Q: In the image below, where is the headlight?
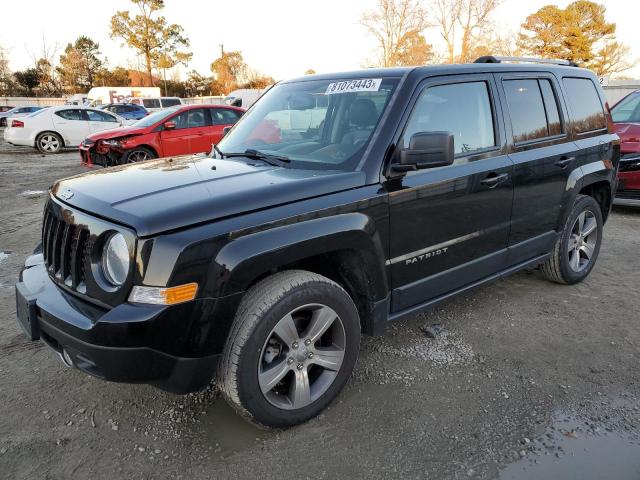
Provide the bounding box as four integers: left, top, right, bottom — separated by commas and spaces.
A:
102, 233, 130, 286
102, 139, 121, 147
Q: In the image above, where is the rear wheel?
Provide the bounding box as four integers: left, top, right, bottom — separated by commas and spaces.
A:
541, 194, 603, 284
125, 147, 156, 163
36, 132, 63, 154
218, 270, 360, 429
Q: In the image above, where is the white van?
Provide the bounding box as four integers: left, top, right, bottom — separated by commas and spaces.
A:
86, 87, 162, 107
127, 97, 183, 112
223, 89, 267, 109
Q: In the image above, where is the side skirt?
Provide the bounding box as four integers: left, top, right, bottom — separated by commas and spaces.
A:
384, 252, 550, 327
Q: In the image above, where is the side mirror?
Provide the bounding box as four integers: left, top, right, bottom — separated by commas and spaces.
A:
393, 132, 454, 172
222, 126, 232, 137
164, 121, 176, 130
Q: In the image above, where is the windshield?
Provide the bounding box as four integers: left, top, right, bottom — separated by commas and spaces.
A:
131, 107, 180, 127
612, 92, 640, 123
217, 77, 399, 170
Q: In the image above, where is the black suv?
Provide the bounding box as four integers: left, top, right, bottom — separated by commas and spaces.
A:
15, 57, 619, 428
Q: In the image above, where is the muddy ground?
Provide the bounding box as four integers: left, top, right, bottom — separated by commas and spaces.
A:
0, 131, 639, 479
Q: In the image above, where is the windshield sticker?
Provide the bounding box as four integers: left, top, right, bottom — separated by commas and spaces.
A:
325, 78, 382, 95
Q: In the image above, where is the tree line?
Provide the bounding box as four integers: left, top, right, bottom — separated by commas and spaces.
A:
0, 0, 273, 97
361, 0, 636, 75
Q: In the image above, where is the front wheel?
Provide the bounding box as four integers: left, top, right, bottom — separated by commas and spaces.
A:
218, 270, 360, 429
36, 132, 63, 154
124, 147, 156, 163
541, 194, 603, 284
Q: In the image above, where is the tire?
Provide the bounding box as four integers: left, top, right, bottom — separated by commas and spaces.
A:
541, 194, 603, 284
124, 147, 156, 163
36, 132, 63, 154
218, 270, 360, 429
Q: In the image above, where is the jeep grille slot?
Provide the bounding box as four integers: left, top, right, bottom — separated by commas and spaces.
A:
42, 203, 88, 291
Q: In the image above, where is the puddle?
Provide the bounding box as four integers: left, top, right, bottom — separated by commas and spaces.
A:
499, 409, 640, 479
19, 190, 46, 198
200, 398, 267, 456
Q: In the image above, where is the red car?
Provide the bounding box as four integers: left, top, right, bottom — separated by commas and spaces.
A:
80, 104, 244, 167
611, 90, 640, 207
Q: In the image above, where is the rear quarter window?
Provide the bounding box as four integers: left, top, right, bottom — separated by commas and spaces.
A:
562, 77, 606, 134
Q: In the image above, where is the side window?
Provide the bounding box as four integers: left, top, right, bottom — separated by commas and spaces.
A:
161, 98, 181, 107
55, 109, 85, 121
503, 78, 563, 143
211, 108, 242, 124
171, 109, 206, 129
86, 110, 118, 122
562, 77, 606, 133
402, 81, 495, 155
143, 99, 161, 109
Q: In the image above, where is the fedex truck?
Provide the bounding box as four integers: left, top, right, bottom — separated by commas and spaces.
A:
86, 87, 161, 106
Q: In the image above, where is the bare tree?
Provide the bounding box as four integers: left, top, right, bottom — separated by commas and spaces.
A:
360, 0, 431, 67
429, 0, 502, 63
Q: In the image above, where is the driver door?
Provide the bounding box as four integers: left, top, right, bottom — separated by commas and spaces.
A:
387, 74, 514, 312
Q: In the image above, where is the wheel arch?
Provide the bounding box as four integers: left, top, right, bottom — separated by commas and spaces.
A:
34, 130, 65, 148
578, 180, 612, 223
209, 213, 389, 334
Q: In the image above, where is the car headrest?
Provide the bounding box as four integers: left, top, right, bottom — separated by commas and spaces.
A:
349, 99, 377, 127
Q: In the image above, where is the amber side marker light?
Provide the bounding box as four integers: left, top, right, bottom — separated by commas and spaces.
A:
129, 283, 198, 305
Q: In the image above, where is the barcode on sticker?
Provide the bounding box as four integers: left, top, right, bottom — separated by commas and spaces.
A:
325, 79, 382, 95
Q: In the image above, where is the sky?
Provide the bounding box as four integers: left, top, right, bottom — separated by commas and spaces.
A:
1, 0, 639, 83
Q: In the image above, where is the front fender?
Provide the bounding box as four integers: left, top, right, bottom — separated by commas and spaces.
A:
209, 213, 389, 300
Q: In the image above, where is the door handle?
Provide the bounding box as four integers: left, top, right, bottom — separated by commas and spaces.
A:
555, 156, 575, 169
480, 172, 509, 188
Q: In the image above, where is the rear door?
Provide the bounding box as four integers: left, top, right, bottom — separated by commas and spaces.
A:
52, 109, 91, 146
208, 108, 243, 145
86, 109, 121, 134
495, 72, 577, 264
388, 74, 514, 312
159, 108, 210, 156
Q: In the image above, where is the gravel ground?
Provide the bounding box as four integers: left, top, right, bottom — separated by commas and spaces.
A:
1, 132, 639, 479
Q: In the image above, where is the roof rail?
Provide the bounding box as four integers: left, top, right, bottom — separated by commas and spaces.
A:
474, 55, 579, 67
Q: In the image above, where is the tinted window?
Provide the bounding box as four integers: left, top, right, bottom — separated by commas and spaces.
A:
211, 108, 242, 124
143, 99, 161, 109
55, 109, 85, 121
161, 98, 181, 107
504, 79, 548, 143
87, 110, 118, 122
503, 78, 563, 142
539, 79, 562, 136
403, 81, 495, 155
563, 78, 606, 133
612, 92, 640, 123
172, 108, 206, 129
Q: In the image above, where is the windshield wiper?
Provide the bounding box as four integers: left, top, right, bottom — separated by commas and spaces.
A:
224, 149, 291, 167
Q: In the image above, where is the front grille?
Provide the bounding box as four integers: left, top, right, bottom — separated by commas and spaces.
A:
42, 203, 90, 293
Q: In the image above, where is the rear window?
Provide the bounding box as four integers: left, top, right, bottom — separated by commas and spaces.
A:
503, 78, 563, 143
563, 77, 606, 133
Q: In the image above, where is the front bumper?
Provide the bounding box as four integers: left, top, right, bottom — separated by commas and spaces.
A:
15, 255, 220, 394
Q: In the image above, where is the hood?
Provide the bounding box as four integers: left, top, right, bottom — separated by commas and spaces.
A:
87, 125, 149, 141
52, 155, 366, 237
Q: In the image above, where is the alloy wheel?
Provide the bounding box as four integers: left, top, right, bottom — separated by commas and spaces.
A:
128, 150, 151, 162
567, 210, 597, 272
258, 304, 346, 410
39, 135, 60, 153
